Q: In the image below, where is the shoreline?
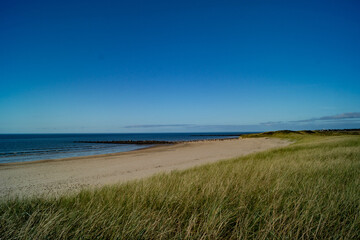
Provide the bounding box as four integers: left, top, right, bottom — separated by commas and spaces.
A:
0, 138, 290, 199
0, 144, 164, 167
0, 137, 239, 166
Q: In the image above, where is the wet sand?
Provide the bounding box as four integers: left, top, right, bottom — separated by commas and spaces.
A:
0, 138, 290, 199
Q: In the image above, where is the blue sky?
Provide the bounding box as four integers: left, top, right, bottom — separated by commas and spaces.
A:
1, 0, 359, 133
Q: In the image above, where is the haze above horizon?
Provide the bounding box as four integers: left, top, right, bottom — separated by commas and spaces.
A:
1, 0, 359, 133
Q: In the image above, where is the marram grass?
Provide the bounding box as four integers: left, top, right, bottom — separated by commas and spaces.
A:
1, 132, 359, 239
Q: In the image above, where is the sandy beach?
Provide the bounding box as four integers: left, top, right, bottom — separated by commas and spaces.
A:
0, 138, 290, 199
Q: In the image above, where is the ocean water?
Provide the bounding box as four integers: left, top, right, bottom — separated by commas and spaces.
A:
0, 133, 250, 163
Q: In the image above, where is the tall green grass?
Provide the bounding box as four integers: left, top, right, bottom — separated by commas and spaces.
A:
1, 133, 359, 239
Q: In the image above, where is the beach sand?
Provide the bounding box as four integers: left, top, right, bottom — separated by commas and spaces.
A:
0, 138, 290, 199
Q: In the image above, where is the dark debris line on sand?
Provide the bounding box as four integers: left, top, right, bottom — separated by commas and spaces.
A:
74, 137, 240, 145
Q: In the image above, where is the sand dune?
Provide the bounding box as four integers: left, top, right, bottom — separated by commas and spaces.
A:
0, 138, 290, 199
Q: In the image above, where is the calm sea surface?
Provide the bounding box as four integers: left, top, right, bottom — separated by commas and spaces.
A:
0, 133, 252, 163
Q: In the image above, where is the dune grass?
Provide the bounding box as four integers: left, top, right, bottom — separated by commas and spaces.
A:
1, 132, 360, 239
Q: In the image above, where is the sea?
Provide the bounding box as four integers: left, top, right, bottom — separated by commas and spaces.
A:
0, 132, 252, 164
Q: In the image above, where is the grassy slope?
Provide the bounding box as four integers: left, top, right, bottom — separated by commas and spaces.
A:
1, 132, 360, 239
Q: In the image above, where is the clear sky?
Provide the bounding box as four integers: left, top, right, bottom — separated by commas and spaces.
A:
1, 0, 359, 133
